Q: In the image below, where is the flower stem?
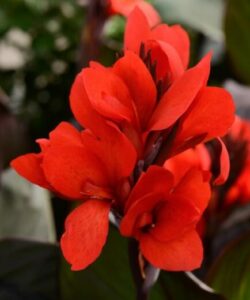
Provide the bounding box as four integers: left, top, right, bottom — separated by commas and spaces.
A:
128, 239, 160, 300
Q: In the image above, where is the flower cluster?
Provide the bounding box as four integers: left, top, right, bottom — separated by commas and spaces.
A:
223, 117, 250, 206
192, 117, 250, 239
11, 2, 235, 272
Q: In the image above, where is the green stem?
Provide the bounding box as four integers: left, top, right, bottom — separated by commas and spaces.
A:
128, 239, 160, 300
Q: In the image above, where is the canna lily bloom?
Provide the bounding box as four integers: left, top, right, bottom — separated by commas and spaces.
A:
226, 162, 250, 205
11, 122, 136, 270
124, 6, 190, 72
196, 118, 250, 238
120, 165, 211, 271
223, 117, 250, 205
71, 49, 234, 163
108, 0, 160, 27
71, 7, 234, 163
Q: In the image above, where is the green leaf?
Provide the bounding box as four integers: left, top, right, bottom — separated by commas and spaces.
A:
207, 233, 250, 300
60, 225, 224, 299
153, 0, 224, 41
103, 16, 125, 40
60, 225, 166, 299
159, 271, 225, 300
32, 33, 55, 57
60, 225, 145, 300
102, 16, 124, 51
225, 0, 250, 83
0, 239, 60, 300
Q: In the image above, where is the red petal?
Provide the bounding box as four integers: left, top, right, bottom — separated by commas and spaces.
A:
164, 149, 203, 185
195, 143, 211, 171
124, 7, 150, 53
70, 71, 110, 136
214, 138, 230, 185
49, 122, 83, 147
81, 125, 137, 185
83, 67, 136, 124
113, 51, 157, 128
173, 87, 235, 148
36, 138, 49, 151
134, 2, 161, 27
42, 142, 108, 200
148, 53, 211, 131
173, 168, 211, 214
152, 24, 190, 69
11, 153, 50, 189
164, 145, 211, 185
11, 122, 84, 192
145, 40, 184, 82
140, 230, 203, 271
151, 195, 200, 242
125, 165, 174, 211
61, 200, 110, 270
121, 193, 162, 237
110, 0, 160, 27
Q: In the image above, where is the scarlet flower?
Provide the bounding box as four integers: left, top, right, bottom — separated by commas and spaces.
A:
108, 0, 160, 27
223, 117, 250, 205
71, 42, 234, 163
124, 6, 190, 72
196, 118, 250, 238
11, 122, 136, 270
10, 3, 234, 275
120, 165, 211, 271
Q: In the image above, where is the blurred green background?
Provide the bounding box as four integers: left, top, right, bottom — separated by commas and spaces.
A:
0, 0, 250, 299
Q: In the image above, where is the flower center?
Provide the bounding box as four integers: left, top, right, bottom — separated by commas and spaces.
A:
136, 212, 155, 233
139, 42, 171, 101
81, 181, 114, 202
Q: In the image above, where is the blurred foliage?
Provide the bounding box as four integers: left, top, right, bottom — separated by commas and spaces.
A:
225, 79, 250, 118
225, 0, 250, 84
154, 0, 224, 42
0, 91, 28, 168
0, 239, 59, 300
60, 225, 162, 300
0, 227, 225, 300
207, 233, 250, 300
102, 15, 125, 50
160, 272, 225, 300
0, 169, 56, 242
60, 225, 224, 300
0, 0, 85, 142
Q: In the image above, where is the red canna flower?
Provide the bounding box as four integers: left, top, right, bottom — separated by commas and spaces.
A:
10, 3, 235, 275
108, 0, 161, 27
226, 162, 250, 205
223, 117, 250, 205
71, 48, 234, 163
120, 165, 211, 271
11, 122, 136, 270
196, 118, 250, 239
124, 6, 190, 71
